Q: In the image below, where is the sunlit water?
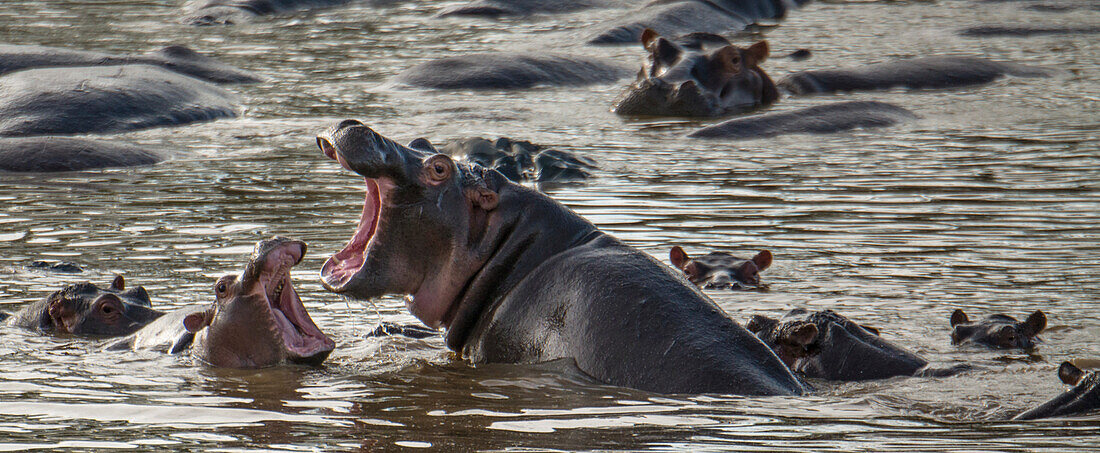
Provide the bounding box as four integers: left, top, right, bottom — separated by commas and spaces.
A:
0, 0, 1098, 450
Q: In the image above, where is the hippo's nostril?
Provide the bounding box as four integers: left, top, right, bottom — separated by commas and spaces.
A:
336, 119, 364, 130
317, 137, 337, 160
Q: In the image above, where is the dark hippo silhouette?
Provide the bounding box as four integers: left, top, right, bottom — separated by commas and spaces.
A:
959, 26, 1100, 37
777, 56, 1055, 95
0, 44, 262, 84
0, 137, 164, 172
29, 261, 83, 273
747, 309, 969, 381
2, 276, 164, 337
688, 101, 917, 139
587, 0, 798, 45
181, 0, 352, 25
366, 321, 439, 339
110, 237, 335, 368
613, 29, 777, 117
315, 121, 806, 395
437, 0, 622, 17
438, 136, 595, 183
950, 309, 1046, 350
0, 65, 240, 137
1015, 362, 1100, 420
668, 246, 772, 290
393, 53, 630, 89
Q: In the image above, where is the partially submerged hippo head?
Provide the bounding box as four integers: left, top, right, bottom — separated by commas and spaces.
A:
317, 120, 506, 330
745, 314, 819, 369
183, 237, 335, 368
669, 246, 772, 289
1014, 362, 1100, 420
950, 309, 1046, 349
7, 276, 163, 337
613, 29, 778, 117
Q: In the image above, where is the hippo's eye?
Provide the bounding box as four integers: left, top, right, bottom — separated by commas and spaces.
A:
424, 156, 453, 182
101, 305, 114, 314
217, 283, 227, 294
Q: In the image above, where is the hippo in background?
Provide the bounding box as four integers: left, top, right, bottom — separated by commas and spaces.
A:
687, 101, 918, 139
668, 246, 772, 290
110, 237, 335, 368
0, 44, 262, 84
437, 0, 623, 17
950, 309, 1046, 350
437, 136, 596, 183
748, 309, 970, 381
315, 121, 805, 395
393, 53, 630, 90
181, 0, 353, 25
0, 137, 164, 172
777, 56, 1056, 95
613, 29, 778, 117
959, 26, 1100, 37
1014, 362, 1100, 420
2, 276, 164, 337
587, 0, 802, 45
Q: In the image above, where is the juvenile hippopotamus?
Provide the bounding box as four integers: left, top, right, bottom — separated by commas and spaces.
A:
0, 44, 262, 84
393, 53, 630, 89
1014, 362, 1100, 420
0, 137, 164, 172
437, 0, 622, 17
668, 246, 772, 289
439, 136, 595, 183
181, 0, 351, 25
950, 309, 1046, 350
613, 29, 777, 117
747, 309, 968, 381
3, 276, 164, 337
777, 56, 1055, 95
687, 101, 917, 139
316, 121, 805, 395
110, 237, 335, 368
587, 0, 795, 45
0, 65, 240, 137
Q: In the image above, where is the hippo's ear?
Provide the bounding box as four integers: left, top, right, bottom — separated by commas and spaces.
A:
788, 322, 818, 346
669, 246, 690, 269
752, 250, 773, 271
184, 309, 213, 333
645, 32, 682, 70
1021, 310, 1047, 337
640, 28, 660, 49
111, 275, 125, 291
950, 309, 969, 327
745, 314, 778, 334
1059, 361, 1085, 385
472, 186, 499, 211
860, 324, 881, 336
746, 41, 769, 64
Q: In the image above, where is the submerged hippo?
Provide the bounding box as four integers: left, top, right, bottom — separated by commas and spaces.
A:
950, 309, 1046, 350
587, 0, 798, 45
777, 56, 1055, 95
439, 136, 596, 183
959, 25, 1100, 37
437, 0, 623, 17
110, 237, 335, 368
181, 0, 351, 25
2, 276, 164, 337
613, 29, 777, 117
316, 121, 805, 395
668, 246, 772, 289
747, 309, 968, 381
393, 53, 630, 90
0, 44, 262, 84
0, 65, 240, 137
0, 137, 164, 172
688, 101, 918, 139
1015, 362, 1100, 420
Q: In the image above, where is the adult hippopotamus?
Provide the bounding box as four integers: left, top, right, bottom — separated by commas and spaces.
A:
687, 101, 918, 139
587, 0, 798, 45
181, 0, 351, 25
0, 44, 262, 84
437, 0, 623, 17
668, 246, 772, 289
0, 137, 164, 172
315, 120, 805, 395
439, 136, 596, 183
1014, 362, 1100, 420
0, 65, 240, 137
393, 53, 630, 89
110, 237, 335, 368
747, 309, 968, 381
613, 29, 777, 117
950, 309, 1046, 350
959, 25, 1100, 37
777, 56, 1055, 95
2, 276, 164, 337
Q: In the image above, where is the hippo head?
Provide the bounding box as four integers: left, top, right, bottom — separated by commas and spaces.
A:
668, 246, 772, 289
745, 314, 819, 369
183, 237, 335, 368
1014, 362, 1100, 420
613, 29, 778, 117
950, 309, 1046, 350
44, 276, 162, 336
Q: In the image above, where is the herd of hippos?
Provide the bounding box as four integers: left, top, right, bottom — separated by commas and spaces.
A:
2, 0, 1098, 423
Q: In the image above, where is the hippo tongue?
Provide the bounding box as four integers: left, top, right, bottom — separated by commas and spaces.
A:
322, 178, 388, 289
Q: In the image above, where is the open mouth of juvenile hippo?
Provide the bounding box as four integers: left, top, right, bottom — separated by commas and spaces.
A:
253, 239, 334, 361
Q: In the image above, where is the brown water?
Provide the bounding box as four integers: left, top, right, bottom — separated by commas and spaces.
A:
1, 0, 1098, 450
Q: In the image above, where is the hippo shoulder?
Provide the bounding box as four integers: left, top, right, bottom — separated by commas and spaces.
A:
394, 53, 629, 89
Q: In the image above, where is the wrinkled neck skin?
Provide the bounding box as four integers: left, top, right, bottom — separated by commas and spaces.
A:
445, 182, 599, 353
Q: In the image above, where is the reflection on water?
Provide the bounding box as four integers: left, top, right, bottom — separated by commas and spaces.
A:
1, 0, 1099, 450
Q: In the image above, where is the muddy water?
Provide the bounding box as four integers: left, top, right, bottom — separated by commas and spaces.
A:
1, 0, 1098, 450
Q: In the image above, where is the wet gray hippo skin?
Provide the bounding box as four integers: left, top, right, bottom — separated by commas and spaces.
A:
614, 29, 778, 117
777, 56, 1055, 95
668, 246, 772, 289
1015, 362, 1100, 420
959, 26, 1100, 37
587, 0, 799, 45
437, 0, 623, 17
688, 101, 917, 139
315, 121, 806, 395
0, 65, 240, 137
181, 0, 351, 25
438, 136, 595, 183
0, 137, 163, 172
0, 44, 262, 84
2, 276, 164, 337
111, 237, 335, 368
747, 309, 968, 381
393, 53, 630, 89
950, 309, 1046, 350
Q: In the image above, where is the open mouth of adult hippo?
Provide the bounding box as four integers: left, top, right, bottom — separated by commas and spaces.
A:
248, 238, 334, 362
